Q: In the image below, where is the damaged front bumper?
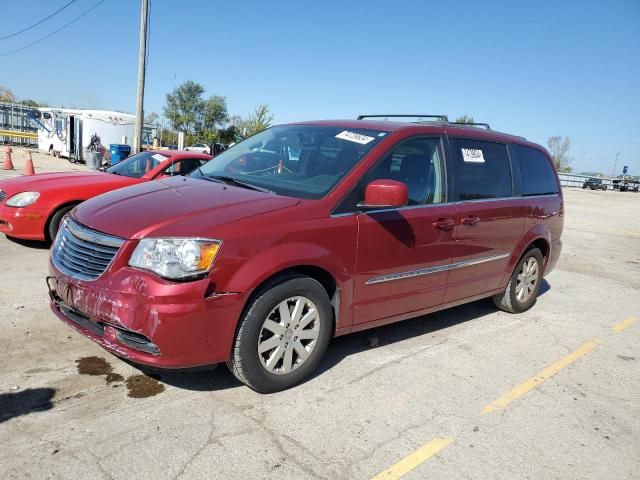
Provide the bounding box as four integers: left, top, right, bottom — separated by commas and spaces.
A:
47, 262, 245, 368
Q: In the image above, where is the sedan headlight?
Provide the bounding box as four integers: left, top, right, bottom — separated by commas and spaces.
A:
6, 191, 40, 207
129, 238, 222, 280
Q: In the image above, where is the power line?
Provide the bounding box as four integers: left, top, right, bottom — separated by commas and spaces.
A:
0, 0, 79, 41
0, 0, 105, 57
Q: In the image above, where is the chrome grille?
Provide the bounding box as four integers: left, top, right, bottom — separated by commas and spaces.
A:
0, 190, 6, 203
52, 218, 125, 281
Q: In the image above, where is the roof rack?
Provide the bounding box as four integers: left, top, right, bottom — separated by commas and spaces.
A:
450, 121, 491, 130
357, 114, 449, 122
356, 115, 525, 140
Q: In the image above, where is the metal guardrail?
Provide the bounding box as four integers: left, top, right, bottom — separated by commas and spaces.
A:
558, 172, 613, 189
0, 129, 37, 140
0, 101, 38, 146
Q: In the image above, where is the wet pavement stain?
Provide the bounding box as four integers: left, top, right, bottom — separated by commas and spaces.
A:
125, 375, 165, 398
105, 373, 124, 384
76, 357, 113, 376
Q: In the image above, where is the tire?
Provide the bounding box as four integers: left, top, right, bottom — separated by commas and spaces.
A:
47, 204, 76, 241
227, 274, 333, 393
493, 248, 543, 314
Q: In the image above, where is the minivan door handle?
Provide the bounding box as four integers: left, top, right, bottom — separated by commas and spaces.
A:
461, 215, 480, 226
433, 218, 455, 230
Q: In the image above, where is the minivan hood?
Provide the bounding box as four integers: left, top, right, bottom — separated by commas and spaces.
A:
74, 176, 300, 239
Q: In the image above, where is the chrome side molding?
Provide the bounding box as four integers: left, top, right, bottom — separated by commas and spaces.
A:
366, 253, 510, 285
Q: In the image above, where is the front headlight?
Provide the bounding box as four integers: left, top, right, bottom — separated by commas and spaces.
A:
129, 238, 222, 280
6, 191, 40, 207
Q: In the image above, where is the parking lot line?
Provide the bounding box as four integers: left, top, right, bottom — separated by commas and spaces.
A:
482, 339, 601, 413
371, 437, 454, 480
613, 316, 638, 333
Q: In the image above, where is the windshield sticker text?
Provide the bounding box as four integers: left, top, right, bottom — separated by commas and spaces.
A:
335, 131, 375, 145
462, 148, 485, 163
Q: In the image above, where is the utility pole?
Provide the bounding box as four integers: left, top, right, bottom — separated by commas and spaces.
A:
612, 152, 621, 178
134, 0, 149, 153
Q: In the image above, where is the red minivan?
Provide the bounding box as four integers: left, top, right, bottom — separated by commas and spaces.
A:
47, 116, 563, 392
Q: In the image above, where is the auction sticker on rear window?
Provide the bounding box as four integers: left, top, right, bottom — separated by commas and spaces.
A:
335, 131, 375, 145
461, 148, 485, 163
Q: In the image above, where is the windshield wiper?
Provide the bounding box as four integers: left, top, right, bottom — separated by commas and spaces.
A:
207, 175, 274, 193
194, 167, 219, 183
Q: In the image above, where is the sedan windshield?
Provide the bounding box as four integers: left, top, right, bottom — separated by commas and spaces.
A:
106, 151, 169, 178
191, 125, 388, 198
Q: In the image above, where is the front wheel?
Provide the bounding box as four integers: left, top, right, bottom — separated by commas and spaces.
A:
493, 248, 543, 313
47, 204, 76, 241
227, 274, 333, 393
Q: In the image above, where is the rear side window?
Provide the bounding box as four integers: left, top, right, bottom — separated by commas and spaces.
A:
514, 145, 559, 196
450, 139, 512, 201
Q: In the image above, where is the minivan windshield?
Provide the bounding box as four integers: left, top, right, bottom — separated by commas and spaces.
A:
191, 125, 388, 198
106, 151, 168, 178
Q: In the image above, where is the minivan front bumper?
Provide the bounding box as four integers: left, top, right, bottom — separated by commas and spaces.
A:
48, 261, 245, 368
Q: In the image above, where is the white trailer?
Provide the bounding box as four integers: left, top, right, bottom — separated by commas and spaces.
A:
35, 108, 153, 162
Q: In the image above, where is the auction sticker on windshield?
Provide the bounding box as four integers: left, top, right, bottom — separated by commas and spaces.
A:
462, 148, 485, 163
152, 153, 169, 161
335, 131, 375, 145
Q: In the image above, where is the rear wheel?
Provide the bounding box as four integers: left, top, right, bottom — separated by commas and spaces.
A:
493, 248, 543, 313
47, 204, 76, 241
227, 274, 333, 393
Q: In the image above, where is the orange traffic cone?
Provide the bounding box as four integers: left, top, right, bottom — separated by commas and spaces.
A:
3, 146, 14, 170
24, 149, 35, 175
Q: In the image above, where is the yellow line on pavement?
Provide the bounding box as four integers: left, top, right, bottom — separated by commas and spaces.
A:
371, 437, 454, 480
613, 316, 638, 333
482, 339, 601, 413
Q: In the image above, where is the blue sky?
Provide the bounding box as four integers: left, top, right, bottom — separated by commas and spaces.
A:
2, 0, 639, 174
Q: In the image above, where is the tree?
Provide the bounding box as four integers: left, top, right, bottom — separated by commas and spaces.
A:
0, 86, 16, 103
164, 80, 206, 135
236, 104, 274, 137
20, 99, 39, 107
454, 114, 475, 124
547, 136, 573, 172
201, 95, 229, 141
144, 112, 159, 125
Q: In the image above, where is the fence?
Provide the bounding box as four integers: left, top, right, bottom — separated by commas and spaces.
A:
0, 101, 38, 147
558, 172, 613, 189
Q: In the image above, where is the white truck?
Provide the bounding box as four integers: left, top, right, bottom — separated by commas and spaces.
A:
34, 108, 154, 162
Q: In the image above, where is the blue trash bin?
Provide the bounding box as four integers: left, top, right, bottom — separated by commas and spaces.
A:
109, 144, 131, 164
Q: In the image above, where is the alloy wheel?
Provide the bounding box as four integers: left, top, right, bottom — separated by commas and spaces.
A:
516, 257, 539, 303
257, 296, 320, 375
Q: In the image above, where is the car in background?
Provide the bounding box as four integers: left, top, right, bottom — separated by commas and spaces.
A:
582, 177, 607, 190
47, 116, 563, 393
0, 150, 211, 241
612, 178, 640, 192
185, 143, 211, 154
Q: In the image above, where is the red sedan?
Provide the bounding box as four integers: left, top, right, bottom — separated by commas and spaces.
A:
0, 150, 211, 241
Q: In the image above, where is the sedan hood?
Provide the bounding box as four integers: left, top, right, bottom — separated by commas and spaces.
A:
74, 176, 300, 239
0, 171, 136, 194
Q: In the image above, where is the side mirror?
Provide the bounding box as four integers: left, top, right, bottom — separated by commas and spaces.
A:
359, 179, 408, 210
